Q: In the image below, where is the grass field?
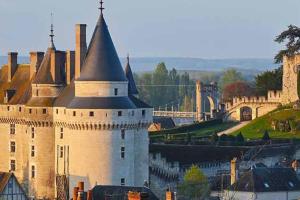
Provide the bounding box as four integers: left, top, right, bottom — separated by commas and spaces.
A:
232, 106, 300, 139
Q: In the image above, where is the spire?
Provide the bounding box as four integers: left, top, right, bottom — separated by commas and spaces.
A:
49, 13, 56, 50
77, 7, 127, 82
99, 0, 105, 15
125, 54, 139, 95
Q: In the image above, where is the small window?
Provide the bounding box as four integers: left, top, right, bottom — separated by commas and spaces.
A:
114, 88, 118, 96
36, 90, 39, 97
31, 127, 35, 139
89, 112, 94, 117
142, 110, 146, 117
31, 146, 35, 157
7, 106, 10, 111
10, 160, 15, 171
42, 109, 47, 114
18, 107, 22, 112
73, 111, 76, 117
121, 147, 125, 159
121, 129, 125, 140
118, 111, 122, 117
56, 109, 59, 114
60, 146, 64, 158
60, 128, 64, 139
64, 109, 66, 115
10, 141, 16, 153
131, 110, 135, 116
29, 109, 32, 114
10, 124, 15, 135
31, 165, 35, 178
121, 178, 125, 186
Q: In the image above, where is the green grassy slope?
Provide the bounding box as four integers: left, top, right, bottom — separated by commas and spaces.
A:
232, 106, 300, 139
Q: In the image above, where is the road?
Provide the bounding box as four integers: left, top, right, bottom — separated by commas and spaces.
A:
217, 121, 251, 136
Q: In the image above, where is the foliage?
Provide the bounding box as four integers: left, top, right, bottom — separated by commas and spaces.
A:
222, 81, 254, 101
262, 130, 270, 141
219, 69, 245, 92
275, 25, 300, 63
178, 165, 210, 200
254, 66, 283, 95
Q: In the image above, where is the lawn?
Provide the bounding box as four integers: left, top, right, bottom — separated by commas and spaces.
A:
232, 107, 300, 140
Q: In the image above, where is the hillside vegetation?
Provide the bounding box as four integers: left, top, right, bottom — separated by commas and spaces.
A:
232, 105, 300, 139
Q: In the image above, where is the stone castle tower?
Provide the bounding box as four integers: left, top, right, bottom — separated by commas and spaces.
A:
0, 3, 152, 199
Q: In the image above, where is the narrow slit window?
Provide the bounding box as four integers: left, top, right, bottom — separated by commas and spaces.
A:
31, 165, 35, 178
10, 141, 16, 153
10, 160, 15, 171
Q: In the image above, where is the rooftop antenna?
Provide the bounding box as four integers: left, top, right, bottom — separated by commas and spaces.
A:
99, 0, 105, 14
49, 12, 56, 49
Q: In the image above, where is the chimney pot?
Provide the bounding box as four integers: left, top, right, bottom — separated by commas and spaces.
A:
30, 52, 44, 79
7, 52, 18, 82
75, 24, 87, 79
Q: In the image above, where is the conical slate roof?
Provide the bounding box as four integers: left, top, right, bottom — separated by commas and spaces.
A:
125, 57, 138, 95
77, 14, 127, 82
32, 47, 54, 84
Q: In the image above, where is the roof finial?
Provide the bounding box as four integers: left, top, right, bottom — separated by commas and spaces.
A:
99, 0, 105, 14
127, 53, 130, 63
49, 12, 56, 49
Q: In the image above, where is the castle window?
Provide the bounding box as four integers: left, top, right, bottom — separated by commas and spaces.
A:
60, 128, 64, 139
42, 109, 47, 114
36, 89, 39, 97
31, 165, 35, 178
10, 124, 15, 135
121, 178, 125, 186
64, 109, 66, 115
73, 111, 76, 116
89, 112, 94, 117
31, 146, 35, 157
60, 146, 64, 158
56, 109, 59, 114
19, 107, 22, 112
142, 110, 146, 117
31, 127, 35, 139
118, 111, 122, 117
114, 88, 118, 96
131, 110, 135, 116
10, 160, 15, 171
7, 106, 10, 111
121, 147, 125, 159
10, 141, 16, 153
121, 129, 125, 140
29, 109, 32, 114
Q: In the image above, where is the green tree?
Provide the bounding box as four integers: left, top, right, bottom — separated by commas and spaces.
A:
255, 66, 283, 95
219, 69, 244, 91
274, 25, 300, 63
262, 130, 270, 141
152, 63, 169, 107
178, 165, 210, 200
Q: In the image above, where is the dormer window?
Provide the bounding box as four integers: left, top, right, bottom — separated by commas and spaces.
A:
114, 88, 118, 96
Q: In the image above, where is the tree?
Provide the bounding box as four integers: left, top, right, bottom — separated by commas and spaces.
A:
255, 66, 283, 96
236, 132, 245, 142
262, 130, 270, 141
222, 81, 254, 101
219, 69, 244, 91
152, 63, 169, 107
178, 165, 210, 200
275, 25, 300, 63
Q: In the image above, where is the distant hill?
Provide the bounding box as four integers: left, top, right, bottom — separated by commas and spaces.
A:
0, 56, 278, 74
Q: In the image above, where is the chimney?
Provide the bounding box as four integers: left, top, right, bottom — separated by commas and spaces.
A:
73, 187, 79, 200
8, 52, 18, 82
66, 50, 75, 84
230, 158, 238, 185
50, 50, 66, 83
30, 52, 44, 79
75, 24, 87, 79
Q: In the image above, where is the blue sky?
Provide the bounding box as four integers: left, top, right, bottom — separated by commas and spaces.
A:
0, 0, 299, 58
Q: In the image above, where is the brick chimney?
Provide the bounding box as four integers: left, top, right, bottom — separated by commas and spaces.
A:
30, 52, 44, 79
230, 158, 238, 185
50, 50, 66, 83
75, 24, 87, 79
66, 50, 75, 84
7, 52, 18, 82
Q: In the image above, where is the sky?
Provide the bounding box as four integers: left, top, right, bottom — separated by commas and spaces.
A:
0, 0, 299, 59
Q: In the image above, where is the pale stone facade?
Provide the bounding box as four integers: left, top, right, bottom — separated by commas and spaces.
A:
0, 6, 152, 200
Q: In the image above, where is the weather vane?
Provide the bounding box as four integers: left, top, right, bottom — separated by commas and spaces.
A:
50, 12, 54, 40
99, 0, 105, 14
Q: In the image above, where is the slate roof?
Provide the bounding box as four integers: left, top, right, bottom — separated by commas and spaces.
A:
229, 167, 300, 192
0, 172, 11, 192
77, 14, 127, 82
153, 117, 175, 130
125, 57, 138, 95
92, 185, 159, 200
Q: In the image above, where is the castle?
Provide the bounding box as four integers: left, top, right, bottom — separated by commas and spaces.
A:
0, 2, 152, 199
